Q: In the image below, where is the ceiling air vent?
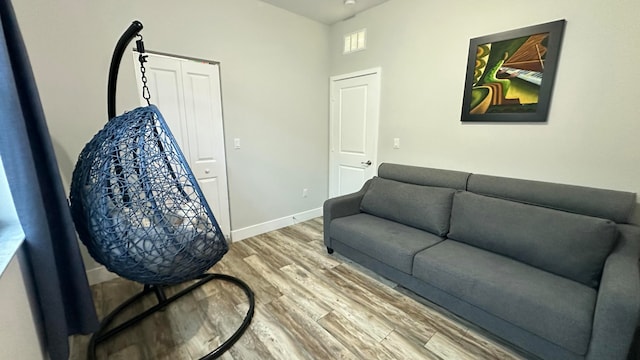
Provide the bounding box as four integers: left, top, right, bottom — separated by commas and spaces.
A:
343, 29, 366, 54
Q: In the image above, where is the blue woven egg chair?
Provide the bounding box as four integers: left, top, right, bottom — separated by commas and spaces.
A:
69, 21, 254, 359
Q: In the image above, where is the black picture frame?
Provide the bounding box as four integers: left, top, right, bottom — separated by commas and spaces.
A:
461, 20, 566, 122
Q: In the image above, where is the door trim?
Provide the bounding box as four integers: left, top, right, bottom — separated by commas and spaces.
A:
330, 67, 381, 82
136, 49, 220, 66
329, 67, 381, 198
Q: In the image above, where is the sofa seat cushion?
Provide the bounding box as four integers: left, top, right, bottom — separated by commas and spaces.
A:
413, 240, 596, 356
448, 191, 618, 288
360, 177, 456, 236
330, 213, 443, 274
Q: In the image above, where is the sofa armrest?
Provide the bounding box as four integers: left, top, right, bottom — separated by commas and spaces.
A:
323, 179, 372, 248
586, 224, 640, 360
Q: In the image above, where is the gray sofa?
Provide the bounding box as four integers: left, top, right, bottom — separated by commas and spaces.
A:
323, 163, 640, 360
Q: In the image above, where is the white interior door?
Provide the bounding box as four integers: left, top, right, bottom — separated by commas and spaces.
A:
133, 52, 232, 239
329, 68, 381, 197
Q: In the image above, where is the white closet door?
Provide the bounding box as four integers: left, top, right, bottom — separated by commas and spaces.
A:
133, 53, 232, 239
180, 61, 231, 239
138, 55, 189, 152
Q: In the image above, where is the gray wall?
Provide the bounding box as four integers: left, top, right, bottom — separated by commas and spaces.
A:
330, 0, 640, 203
12, 0, 640, 272
13, 0, 330, 270
0, 253, 45, 360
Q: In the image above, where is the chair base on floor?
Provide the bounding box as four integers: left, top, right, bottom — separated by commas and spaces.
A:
87, 273, 255, 360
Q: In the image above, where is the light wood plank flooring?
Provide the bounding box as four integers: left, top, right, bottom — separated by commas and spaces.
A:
70, 218, 530, 359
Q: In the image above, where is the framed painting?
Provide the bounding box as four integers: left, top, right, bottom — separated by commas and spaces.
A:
461, 20, 566, 122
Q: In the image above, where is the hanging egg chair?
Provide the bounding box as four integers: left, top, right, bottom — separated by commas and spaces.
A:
69, 21, 254, 359
71, 104, 227, 285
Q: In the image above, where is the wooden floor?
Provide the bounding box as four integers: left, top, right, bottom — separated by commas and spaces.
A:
70, 218, 530, 360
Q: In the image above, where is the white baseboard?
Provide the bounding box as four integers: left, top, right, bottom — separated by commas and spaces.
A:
231, 207, 322, 242
86, 265, 119, 286
85, 207, 323, 284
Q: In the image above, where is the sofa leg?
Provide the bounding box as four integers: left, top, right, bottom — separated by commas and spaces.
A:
327, 247, 334, 254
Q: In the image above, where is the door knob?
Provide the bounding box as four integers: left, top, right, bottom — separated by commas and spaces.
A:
361, 160, 372, 166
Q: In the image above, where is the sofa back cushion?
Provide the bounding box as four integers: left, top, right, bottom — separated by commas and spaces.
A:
467, 174, 637, 224
378, 163, 470, 190
360, 177, 456, 236
448, 191, 618, 288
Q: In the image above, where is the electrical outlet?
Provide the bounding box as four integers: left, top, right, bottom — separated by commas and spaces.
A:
302, 188, 308, 198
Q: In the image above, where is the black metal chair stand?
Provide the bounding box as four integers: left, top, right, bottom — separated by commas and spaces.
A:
87, 273, 255, 360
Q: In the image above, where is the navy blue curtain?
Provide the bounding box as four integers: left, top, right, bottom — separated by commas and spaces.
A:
0, 1, 98, 359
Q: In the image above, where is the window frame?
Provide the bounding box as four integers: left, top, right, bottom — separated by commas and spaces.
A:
0, 156, 25, 277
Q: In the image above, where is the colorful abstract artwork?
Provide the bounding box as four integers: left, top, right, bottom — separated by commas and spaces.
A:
461, 20, 566, 122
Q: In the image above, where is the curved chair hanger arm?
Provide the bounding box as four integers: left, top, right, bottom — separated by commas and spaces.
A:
107, 20, 143, 120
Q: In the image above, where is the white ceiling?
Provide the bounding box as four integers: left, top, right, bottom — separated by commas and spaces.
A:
260, 0, 389, 25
